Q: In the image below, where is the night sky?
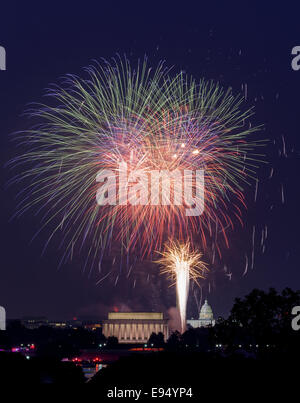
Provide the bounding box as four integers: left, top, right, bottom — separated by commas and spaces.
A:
1, 2, 300, 321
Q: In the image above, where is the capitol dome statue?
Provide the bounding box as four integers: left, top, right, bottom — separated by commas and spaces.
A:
187, 299, 215, 328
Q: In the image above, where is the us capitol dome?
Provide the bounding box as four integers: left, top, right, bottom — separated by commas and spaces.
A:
187, 299, 215, 328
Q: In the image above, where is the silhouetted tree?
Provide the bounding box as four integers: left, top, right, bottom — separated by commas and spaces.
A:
36, 339, 80, 359
181, 327, 212, 351
213, 287, 300, 352
166, 331, 181, 350
0, 352, 85, 384
148, 332, 165, 347
106, 336, 118, 348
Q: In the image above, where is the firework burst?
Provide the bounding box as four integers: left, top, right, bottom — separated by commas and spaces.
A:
9, 57, 263, 269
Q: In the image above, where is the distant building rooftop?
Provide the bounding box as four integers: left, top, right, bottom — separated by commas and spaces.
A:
108, 312, 163, 320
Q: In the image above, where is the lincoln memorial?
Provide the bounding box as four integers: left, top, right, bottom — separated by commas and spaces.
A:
102, 312, 169, 343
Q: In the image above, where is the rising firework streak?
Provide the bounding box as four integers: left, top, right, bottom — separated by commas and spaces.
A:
156, 240, 208, 333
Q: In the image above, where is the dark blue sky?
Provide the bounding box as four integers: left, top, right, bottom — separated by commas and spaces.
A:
0, 1, 300, 320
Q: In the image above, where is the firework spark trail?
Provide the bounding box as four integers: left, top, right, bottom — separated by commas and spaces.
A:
251, 225, 256, 270
282, 135, 287, 158
176, 261, 190, 332
193, 286, 203, 314
194, 290, 199, 312
114, 274, 119, 286
261, 228, 264, 247
8, 57, 265, 269
254, 179, 259, 202
211, 243, 216, 264
95, 270, 112, 285
156, 240, 208, 333
126, 265, 133, 279
281, 184, 285, 204
243, 254, 249, 276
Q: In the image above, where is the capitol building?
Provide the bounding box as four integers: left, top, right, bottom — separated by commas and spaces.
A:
187, 299, 215, 328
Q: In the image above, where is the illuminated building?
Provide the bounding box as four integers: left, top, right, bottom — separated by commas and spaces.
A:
0, 306, 5, 330
102, 312, 169, 343
83, 322, 101, 331
187, 300, 215, 328
67, 318, 82, 329
21, 317, 48, 329
48, 320, 67, 328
